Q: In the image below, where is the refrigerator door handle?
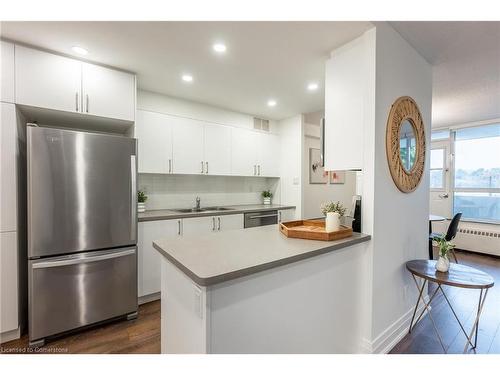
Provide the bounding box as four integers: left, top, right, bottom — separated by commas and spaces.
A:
32, 248, 136, 269
131, 155, 137, 241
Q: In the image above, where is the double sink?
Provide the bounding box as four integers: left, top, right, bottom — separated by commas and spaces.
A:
171, 207, 235, 214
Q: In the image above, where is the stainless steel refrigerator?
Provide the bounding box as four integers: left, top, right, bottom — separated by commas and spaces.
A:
27, 126, 138, 347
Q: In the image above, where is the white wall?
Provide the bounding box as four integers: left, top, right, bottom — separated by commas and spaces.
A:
326, 24, 432, 352
139, 174, 279, 210
368, 22, 433, 346
278, 115, 303, 219
137, 90, 279, 133
302, 113, 357, 219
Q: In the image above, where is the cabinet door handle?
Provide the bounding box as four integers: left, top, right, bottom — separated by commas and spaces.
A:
169, 159, 172, 173
212, 217, 216, 231
205, 161, 208, 174
258, 165, 261, 176
86, 94, 89, 113
178, 220, 182, 235
75, 92, 79, 111
201, 161, 204, 174
217, 217, 221, 231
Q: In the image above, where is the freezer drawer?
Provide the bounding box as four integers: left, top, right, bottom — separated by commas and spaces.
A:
29, 247, 137, 342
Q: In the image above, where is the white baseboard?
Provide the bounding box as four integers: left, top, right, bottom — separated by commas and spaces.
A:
0, 326, 20, 344
138, 291, 160, 305
363, 299, 429, 354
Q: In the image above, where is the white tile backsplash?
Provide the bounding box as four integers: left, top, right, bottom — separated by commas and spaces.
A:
139, 174, 280, 210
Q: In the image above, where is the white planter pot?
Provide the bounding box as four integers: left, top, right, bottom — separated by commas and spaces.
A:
263, 197, 271, 205
325, 212, 340, 233
138, 202, 146, 213
435, 255, 450, 273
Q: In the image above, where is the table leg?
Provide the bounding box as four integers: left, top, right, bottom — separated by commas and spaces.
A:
409, 276, 446, 352
409, 278, 427, 333
463, 288, 489, 353
438, 285, 477, 350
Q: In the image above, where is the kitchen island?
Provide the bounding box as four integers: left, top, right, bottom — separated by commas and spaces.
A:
153, 224, 371, 353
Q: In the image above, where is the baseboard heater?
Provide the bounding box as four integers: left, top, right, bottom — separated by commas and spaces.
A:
453, 225, 500, 257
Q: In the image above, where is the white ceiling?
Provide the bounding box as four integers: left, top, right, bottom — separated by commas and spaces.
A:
2, 21, 498, 126
390, 21, 500, 128
0, 21, 372, 120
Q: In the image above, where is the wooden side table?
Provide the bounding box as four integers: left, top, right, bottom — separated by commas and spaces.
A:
406, 259, 494, 353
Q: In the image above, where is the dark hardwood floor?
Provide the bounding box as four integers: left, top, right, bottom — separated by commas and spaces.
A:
2, 250, 499, 354
0, 299, 161, 354
391, 249, 500, 354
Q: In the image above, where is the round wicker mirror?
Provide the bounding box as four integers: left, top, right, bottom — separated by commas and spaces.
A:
386, 96, 426, 193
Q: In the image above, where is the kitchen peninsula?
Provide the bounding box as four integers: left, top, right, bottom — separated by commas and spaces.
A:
153, 225, 371, 353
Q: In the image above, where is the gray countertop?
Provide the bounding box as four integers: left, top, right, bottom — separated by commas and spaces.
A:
138, 204, 296, 222
153, 224, 371, 286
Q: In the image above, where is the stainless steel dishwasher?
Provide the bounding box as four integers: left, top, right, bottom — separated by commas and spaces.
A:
244, 210, 279, 228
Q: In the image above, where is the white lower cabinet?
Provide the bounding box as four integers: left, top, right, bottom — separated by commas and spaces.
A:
182, 216, 215, 235
183, 214, 244, 234
138, 213, 244, 300
218, 214, 244, 231
0, 231, 19, 340
138, 219, 181, 298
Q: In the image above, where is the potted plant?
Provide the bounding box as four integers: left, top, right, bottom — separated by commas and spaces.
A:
434, 235, 455, 273
262, 190, 273, 205
138, 190, 148, 213
320, 201, 346, 233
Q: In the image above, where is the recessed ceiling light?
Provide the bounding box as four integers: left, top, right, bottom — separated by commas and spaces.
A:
267, 99, 277, 107
71, 46, 88, 55
182, 74, 193, 83
307, 83, 319, 91
213, 43, 227, 53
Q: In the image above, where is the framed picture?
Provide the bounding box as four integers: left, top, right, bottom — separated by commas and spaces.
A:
309, 148, 328, 184
329, 170, 346, 184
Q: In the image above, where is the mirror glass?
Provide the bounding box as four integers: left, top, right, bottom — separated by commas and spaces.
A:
399, 120, 416, 171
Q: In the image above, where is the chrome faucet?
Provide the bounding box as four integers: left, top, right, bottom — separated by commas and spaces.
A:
195, 196, 201, 210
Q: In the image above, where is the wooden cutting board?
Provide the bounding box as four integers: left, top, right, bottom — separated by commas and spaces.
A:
279, 219, 353, 241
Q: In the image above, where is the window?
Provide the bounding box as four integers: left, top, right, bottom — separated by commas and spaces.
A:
431, 129, 450, 141
430, 148, 445, 189
453, 124, 500, 223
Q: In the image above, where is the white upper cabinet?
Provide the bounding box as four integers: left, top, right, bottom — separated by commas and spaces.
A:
15, 45, 81, 113
257, 132, 280, 177
82, 63, 135, 121
1, 41, 15, 103
136, 110, 172, 174
15, 45, 135, 122
171, 117, 205, 175
324, 33, 373, 171
135, 110, 280, 177
204, 124, 231, 176
231, 128, 279, 177
0, 103, 17, 233
231, 127, 259, 176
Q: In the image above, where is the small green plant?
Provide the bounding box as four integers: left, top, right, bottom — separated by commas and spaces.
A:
138, 190, 148, 203
435, 235, 455, 258
261, 190, 273, 198
320, 201, 346, 217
